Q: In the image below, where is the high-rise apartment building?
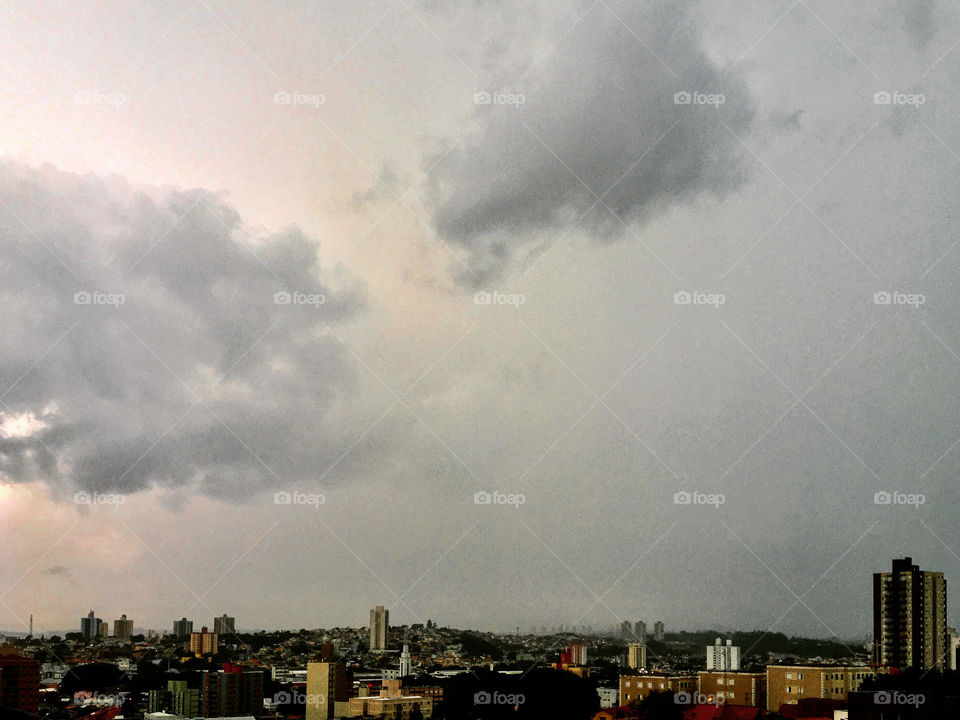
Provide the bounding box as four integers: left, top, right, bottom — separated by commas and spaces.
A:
706, 638, 740, 671
80, 610, 101, 640
653, 621, 665, 642
400, 643, 412, 676
627, 643, 647, 669
369, 606, 389, 651
113, 614, 133, 642
567, 642, 587, 666
173, 617, 193, 639
306, 662, 351, 720
634, 621, 647, 643
189, 626, 219, 655
199, 669, 263, 717
873, 556, 947, 670
620, 620, 632, 639
0, 652, 40, 715
213, 614, 235, 636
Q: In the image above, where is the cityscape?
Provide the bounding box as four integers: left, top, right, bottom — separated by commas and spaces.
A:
0, 556, 958, 718
4, 0, 960, 719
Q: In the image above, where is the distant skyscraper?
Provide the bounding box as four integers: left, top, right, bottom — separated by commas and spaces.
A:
627, 642, 647, 669
654, 621, 664, 642
399, 643, 411, 676
634, 621, 647, 643
213, 614, 235, 636
80, 610, 101, 640
706, 638, 740, 670
189, 626, 219, 655
619, 620, 632, 639
874, 556, 947, 670
567, 642, 587, 666
369, 606, 389, 651
173, 617, 193, 639
113, 614, 133, 642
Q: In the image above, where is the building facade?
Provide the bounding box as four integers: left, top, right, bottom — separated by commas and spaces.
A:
698, 671, 765, 708
369, 606, 389, 651
306, 661, 351, 720
113, 614, 133, 642
653, 621, 665, 642
619, 673, 696, 705
765, 665, 879, 712
874, 556, 948, 671
173, 617, 193, 639
189, 626, 219, 655
706, 638, 740, 671
627, 643, 647, 670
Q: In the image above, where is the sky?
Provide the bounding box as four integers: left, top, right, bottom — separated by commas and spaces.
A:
1, 0, 960, 642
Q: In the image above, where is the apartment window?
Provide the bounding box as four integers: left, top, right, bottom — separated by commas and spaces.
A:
786, 687, 792, 693
785, 673, 793, 679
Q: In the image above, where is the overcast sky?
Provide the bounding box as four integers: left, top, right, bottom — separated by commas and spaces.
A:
2, 0, 960, 642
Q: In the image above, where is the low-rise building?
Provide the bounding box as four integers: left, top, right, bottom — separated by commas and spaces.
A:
766, 665, 880, 712
698, 671, 765, 708
620, 673, 697, 705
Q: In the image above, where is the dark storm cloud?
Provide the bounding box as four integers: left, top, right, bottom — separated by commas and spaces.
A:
427, 0, 755, 285
0, 161, 366, 498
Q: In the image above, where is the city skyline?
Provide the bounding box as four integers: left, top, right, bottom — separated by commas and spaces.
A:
3, 0, 960, 643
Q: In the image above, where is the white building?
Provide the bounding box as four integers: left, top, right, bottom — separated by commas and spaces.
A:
706, 638, 740, 671
597, 687, 618, 708
400, 643, 412, 676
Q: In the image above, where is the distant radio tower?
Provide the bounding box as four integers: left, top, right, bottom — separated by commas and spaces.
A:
29, 614, 33, 637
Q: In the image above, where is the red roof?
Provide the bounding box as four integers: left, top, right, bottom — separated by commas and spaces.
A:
684, 704, 765, 720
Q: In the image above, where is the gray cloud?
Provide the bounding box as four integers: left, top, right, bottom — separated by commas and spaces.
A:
0, 161, 366, 498
427, 0, 755, 285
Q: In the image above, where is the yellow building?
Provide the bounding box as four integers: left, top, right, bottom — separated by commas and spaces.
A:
765, 665, 880, 712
